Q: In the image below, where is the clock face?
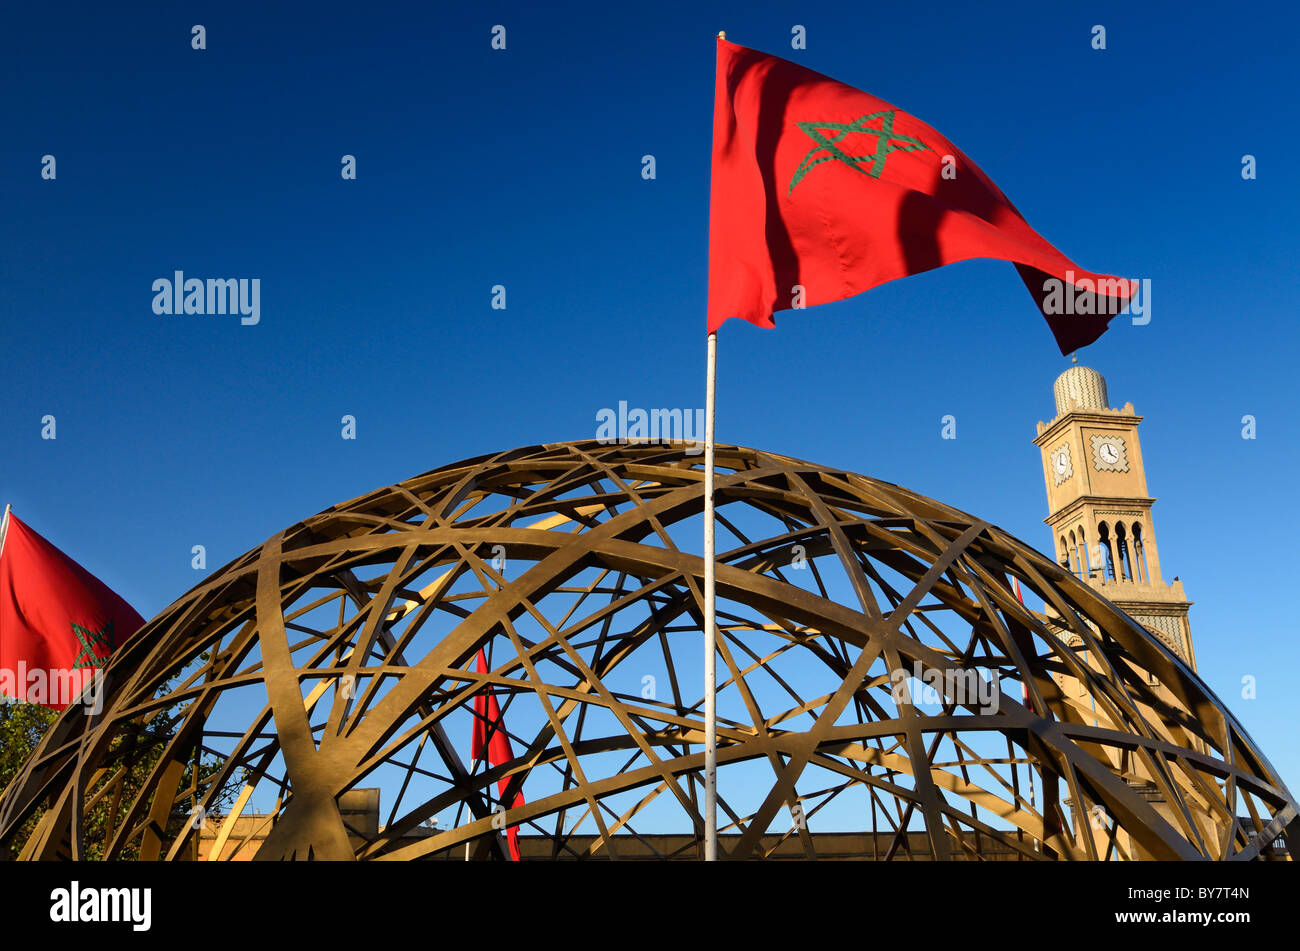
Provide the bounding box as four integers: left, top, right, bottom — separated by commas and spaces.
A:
1090, 434, 1129, 472
1051, 446, 1072, 485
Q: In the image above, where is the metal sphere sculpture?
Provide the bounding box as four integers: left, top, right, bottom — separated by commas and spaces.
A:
2, 441, 1294, 861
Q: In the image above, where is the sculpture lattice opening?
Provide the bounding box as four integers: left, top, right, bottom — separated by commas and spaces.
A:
2, 442, 1294, 861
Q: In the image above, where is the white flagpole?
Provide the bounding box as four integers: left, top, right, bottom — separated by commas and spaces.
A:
0, 504, 11, 560
703, 29, 725, 863
703, 329, 718, 861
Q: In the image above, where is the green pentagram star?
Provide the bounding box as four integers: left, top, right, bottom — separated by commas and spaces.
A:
789, 111, 930, 194
72, 619, 116, 670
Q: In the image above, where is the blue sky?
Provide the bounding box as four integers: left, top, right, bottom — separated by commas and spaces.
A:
2, 0, 1298, 802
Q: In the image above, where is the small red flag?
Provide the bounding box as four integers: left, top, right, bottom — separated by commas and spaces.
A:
708, 38, 1137, 354
472, 648, 524, 860
0, 511, 144, 709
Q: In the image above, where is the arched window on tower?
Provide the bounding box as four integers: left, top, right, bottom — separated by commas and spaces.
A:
1115, 522, 1134, 582
1067, 529, 1078, 578
1097, 522, 1116, 583
1077, 525, 1090, 580
1132, 522, 1148, 584
1059, 536, 1070, 573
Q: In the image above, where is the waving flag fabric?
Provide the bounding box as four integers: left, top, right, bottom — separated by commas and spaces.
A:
707, 37, 1136, 354
0, 512, 144, 709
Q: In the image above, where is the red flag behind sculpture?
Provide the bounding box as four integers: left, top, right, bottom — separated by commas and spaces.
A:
707, 37, 1136, 354
472, 648, 524, 860
0, 512, 144, 709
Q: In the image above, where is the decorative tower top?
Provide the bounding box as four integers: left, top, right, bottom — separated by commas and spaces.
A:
1053, 366, 1109, 416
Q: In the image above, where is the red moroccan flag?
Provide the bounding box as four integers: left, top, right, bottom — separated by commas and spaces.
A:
472, 648, 524, 860
0, 511, 145, 709
708, 38, 1137, 354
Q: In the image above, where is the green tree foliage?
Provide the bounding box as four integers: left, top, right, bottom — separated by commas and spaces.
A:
0, 700, 56, 789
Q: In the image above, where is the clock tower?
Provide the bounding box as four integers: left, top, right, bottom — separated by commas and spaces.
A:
1033, 366, 1196, 667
